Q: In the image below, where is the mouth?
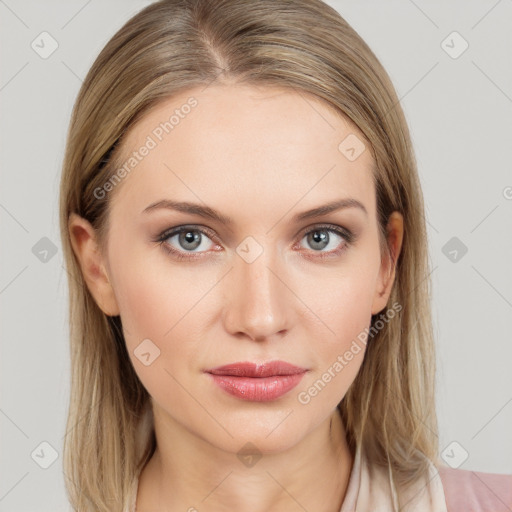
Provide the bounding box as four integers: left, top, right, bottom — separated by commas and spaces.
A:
204, 361, 308, 401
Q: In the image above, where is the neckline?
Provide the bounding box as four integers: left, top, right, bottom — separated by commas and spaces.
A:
128, 443, 447, 512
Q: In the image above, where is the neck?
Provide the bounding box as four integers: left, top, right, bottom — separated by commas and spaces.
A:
136, 406, 354, 512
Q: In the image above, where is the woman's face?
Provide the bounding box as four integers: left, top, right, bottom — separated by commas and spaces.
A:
72, 83, 402, 454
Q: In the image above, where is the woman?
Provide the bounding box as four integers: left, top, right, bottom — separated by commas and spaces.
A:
59, 0, 512, 510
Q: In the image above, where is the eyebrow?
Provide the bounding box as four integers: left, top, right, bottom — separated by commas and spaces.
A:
142, 198, 368, 224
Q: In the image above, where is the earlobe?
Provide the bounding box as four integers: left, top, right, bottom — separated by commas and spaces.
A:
371, 211, 404, 316
68, 213, 120, 316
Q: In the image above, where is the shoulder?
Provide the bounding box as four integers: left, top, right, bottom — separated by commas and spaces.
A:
437, 464, 512, 512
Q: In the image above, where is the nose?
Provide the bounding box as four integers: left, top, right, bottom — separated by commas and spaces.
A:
223, 247, 293, 342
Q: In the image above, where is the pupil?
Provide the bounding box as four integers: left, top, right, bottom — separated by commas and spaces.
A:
310, 230, 328, 249
181, 230, 200, 249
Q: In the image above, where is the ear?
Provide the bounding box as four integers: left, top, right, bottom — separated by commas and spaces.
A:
68, 212, 120, 317
371, 211, 404, 315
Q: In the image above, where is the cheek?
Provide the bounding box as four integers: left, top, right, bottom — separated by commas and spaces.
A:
313, 276, 373, 365
297, 255, 379, 343
108, 245, 231, 410
110, 239, 204, 338
331, 271, 376, 334
294, 295, 371, 412
292, 255, 379, 404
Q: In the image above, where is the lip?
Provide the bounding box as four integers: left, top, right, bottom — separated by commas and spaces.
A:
206, 361, 307, 377
204, 361, 308, 402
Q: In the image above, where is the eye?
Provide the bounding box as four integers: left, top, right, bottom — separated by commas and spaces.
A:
156, 225, 220, 260
296, 224, 354, 259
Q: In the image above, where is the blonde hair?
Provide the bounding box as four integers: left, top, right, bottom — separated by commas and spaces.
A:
59, 0, 438, 510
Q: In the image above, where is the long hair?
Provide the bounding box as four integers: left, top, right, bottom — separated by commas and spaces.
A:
59, 1, 438, 510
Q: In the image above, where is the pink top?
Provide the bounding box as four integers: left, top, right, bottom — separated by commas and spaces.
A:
438, 464, 512, 512
125, 444, 512, 511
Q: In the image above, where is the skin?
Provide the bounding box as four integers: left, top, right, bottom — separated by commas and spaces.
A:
69, 83, 404, 512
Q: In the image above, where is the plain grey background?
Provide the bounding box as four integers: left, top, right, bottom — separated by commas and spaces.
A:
1, 0, 511, 510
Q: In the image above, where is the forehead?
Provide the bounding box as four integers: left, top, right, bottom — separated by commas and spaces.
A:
109, 83, 376, 222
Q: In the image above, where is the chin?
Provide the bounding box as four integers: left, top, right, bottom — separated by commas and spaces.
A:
198, 409, 312, 456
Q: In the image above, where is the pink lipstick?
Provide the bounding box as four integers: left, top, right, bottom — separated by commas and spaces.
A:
204, 361, 307, 401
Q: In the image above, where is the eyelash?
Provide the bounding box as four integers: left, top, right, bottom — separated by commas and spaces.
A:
155, 223, 355, 261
